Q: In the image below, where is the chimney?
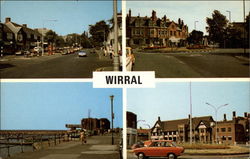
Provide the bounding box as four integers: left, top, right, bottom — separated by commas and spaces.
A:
23, 24, 27, 28
244, 112, 247, 118
5, 17, 11, 23
188, 114, 191, 119
152, 10, 157, 21
158, 116, 161, 121
233, 111, 236, 118
163, 15, 167, 21
129, 9, 131, 17
223, 114, 227, 121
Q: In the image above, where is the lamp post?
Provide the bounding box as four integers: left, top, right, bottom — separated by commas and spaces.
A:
205, 102, 229, 144
110, 95, 114, 145
113, 0, 119, 71
41, 19, 57, 56
226, 10, 231, 23
194, 21, 199, 30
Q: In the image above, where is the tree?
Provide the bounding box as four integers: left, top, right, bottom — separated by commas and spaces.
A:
187, 30, 204, 45
206, 10, 228, 47
89, 20, 110, 47
44, 30, 58, 45
80, 31, 92, 48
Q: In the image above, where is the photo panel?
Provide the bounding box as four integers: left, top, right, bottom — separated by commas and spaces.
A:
0, 82, 123, 159
126, 81, 249, 159
125, 1, 249, 77
0, 0, 122, 78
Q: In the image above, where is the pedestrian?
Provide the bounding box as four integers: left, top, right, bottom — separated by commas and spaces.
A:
80, 130, 86, 145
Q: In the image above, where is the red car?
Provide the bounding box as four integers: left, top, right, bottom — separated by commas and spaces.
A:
133, 140, 184, 159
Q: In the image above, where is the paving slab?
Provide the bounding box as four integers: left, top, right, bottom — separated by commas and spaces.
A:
39, 154, 80, 159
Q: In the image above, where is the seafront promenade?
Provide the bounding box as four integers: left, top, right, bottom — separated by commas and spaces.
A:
0, 134, 121, 159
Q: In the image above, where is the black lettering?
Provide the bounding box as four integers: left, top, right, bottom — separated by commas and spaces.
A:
138, 76, 142, 84
124, 76, 130, 84
118, 76, 123, 84
106, 76, 114, 84
131, 76, 137, 84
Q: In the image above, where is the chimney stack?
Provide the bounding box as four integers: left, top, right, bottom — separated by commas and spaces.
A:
152, 10, 157, 21
5, 17, 11, 23
158, 116, 161, 121
23, 24, 27, 28
223, 114, 227, 121
129, 9, 131, 17
233, 111, 236, 118
244, 112, 247, 118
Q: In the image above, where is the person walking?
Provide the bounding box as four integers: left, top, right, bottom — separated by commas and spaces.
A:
80, 130, 86, 145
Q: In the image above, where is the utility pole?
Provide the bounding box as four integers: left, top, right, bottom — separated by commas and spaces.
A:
113, 0, 119, 71
189, 82, 193, 144
110, 95, 114, 145
243, 0, 246, 54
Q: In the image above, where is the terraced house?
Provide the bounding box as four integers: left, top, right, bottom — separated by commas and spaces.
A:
2, 17, 42, 54
126, 10, 188, 47
151, 112, 249, 145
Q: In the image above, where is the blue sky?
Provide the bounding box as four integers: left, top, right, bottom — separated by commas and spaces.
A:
127, 1, 250, 35
1, 1, 121, 35
127, 81, 250, 129
0, 82, 123, 130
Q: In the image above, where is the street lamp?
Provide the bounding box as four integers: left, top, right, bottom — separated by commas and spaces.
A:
110, 95, 114, 145
41, 19, 57, 56
194, 21, 199, 30
205, 102, 229, 144
226, 10, 231, 23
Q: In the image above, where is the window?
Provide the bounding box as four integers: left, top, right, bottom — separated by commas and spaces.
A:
228, 127, 231, 132
228, 136, 232, 140
150, 30, 154, 35
170, 31, 173, 36
221, 128, 226, 132
217, 128, 219, 132
7, 33, 13, 40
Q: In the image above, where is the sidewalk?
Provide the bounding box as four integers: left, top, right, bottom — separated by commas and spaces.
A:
95, 50, 114, 71
5, 135, 120, 159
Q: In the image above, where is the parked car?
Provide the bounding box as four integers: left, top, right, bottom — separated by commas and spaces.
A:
133, 140, 184, 159
78, 51, 87, 57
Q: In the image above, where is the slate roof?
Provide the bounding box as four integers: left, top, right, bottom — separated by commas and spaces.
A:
159, 116, 214, 132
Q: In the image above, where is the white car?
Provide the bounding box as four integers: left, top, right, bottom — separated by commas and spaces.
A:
78, 51, 87, 57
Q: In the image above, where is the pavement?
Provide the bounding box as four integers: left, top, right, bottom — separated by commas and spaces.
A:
2, 135, 121, 159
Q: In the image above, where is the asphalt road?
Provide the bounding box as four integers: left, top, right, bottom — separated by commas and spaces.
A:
133, 51, 249, 78
127, 152, 249, 159
3, 135, 121, 159
0, 49, 112, 78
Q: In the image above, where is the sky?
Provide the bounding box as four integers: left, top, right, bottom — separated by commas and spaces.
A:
127, 81, 250, 129
127, 1, 250, 35
0, 82, 123, 130
1, 1, 122, 36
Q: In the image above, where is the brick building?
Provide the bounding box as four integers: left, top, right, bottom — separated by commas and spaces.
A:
4, 17, 42, 53
127, 111, 137, 146
126, 10, 188, 47
151, 112, 249, 144
81, 118, 110, 135
216, 112, 249, 144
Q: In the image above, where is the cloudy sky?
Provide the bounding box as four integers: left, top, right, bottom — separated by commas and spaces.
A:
127, 1, 250, 34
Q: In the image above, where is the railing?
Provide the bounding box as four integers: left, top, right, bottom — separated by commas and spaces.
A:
0, 130, 80, 158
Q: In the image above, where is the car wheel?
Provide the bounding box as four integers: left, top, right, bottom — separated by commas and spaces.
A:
168, 153, 176, 159
137, 153, 145, 159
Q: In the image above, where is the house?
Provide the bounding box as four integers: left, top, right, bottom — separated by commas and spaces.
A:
126, 10, 188, 48
151, 112, 249, 145
216, 112, 249, 144
4, 17, 42, 53
0, 22, 15, 54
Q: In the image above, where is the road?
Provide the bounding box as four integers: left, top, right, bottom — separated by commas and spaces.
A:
127, 152, 249, 159
2, 135, 121, 159
0, 49, 112, 78
133, 51, 249, 78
